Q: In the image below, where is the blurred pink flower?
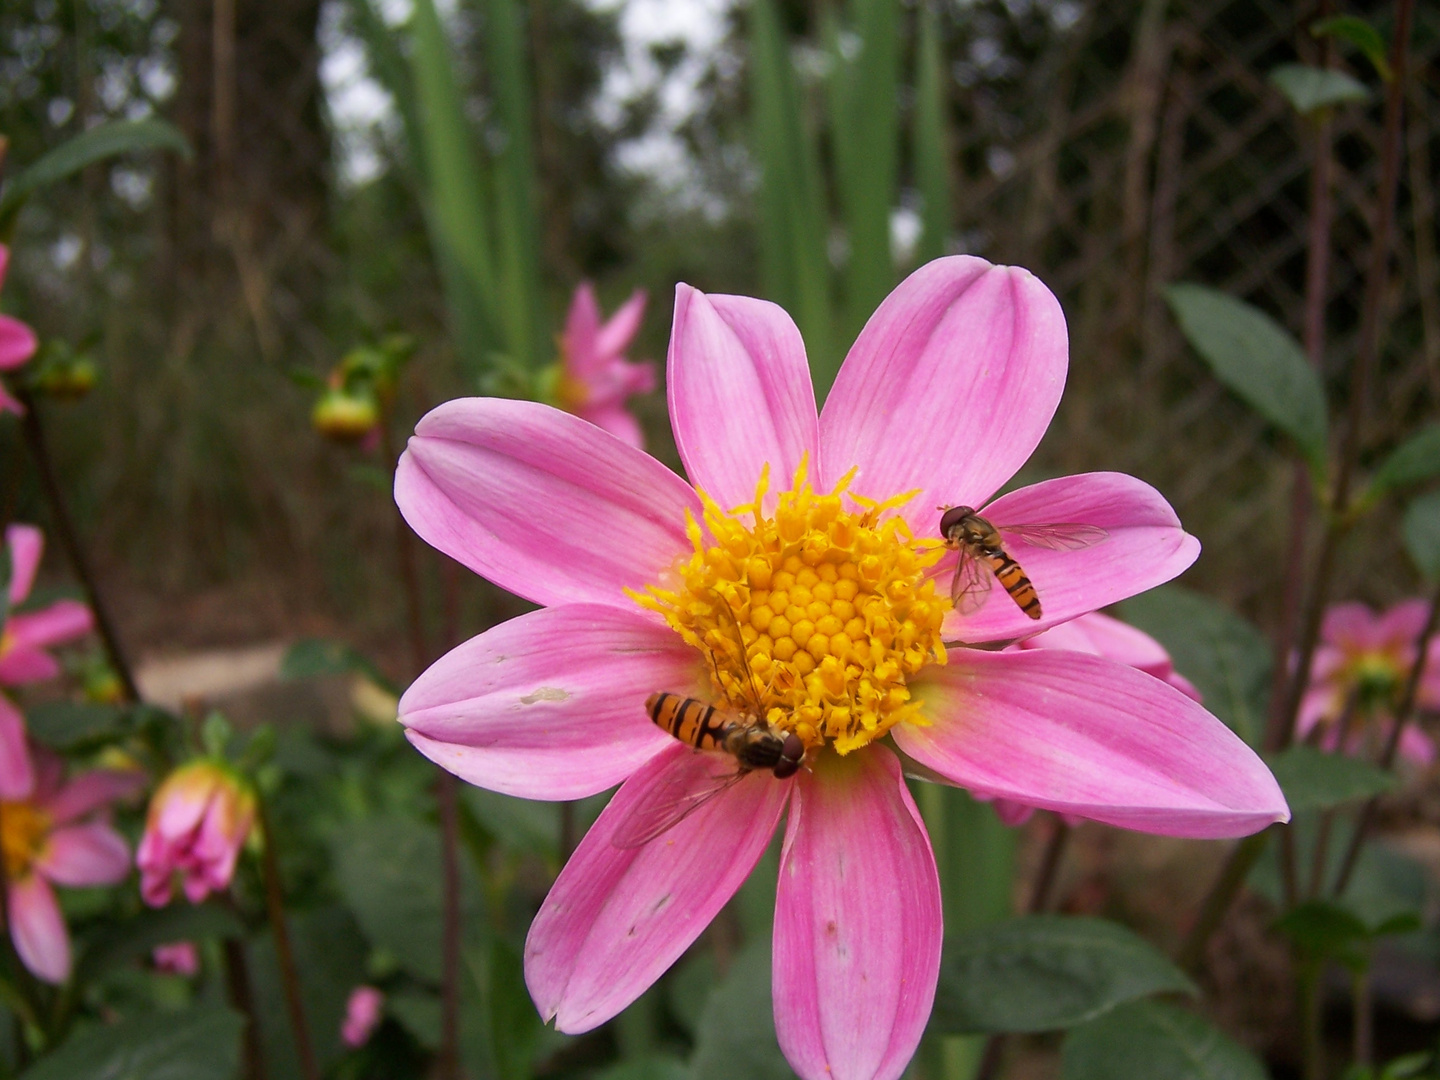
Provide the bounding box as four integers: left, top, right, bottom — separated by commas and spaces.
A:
553, 282, 654, 448
0, 245, 39, 416
0, 741, 141, 983
394, 256, 1288, 1080
984, 611, 1204, 825
341, 985, 385, 1047
1299, 600, 1440, 767
153, 940, 200, 976
137, 760, 256, 906
2, 525, 96, 688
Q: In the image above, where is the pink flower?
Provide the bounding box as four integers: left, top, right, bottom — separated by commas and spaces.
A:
984, 612, 1203, 825
0, 245, 39, 416
0, 741, 141, 983
2, 525, 96, 689
0, 525, 95, 799
394, 256, 1288, 1080
137, 760, 257, 906
1299, 600, 1440, 767
341, 985, 385, 1047
553, 282, 655, 448
153, 940, 200, 976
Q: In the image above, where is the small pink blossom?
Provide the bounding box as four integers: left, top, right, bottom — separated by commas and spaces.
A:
341, 985, 385, 1047
0, 245, 39, 416
1299, 600, 1439, 767
153, 940, 200, 976
394, 256, 1288, 1080
552, 282, 654, 448
0, 740, 141, 983
137, 760, 257, 906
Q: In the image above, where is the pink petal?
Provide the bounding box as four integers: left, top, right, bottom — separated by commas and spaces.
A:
0, 695, 34, 799
8, 601, 93, 650
0, 380, 24, 417
668, 285, 820, 513
1320, 603, 1379, 650
8, 875, 70, 984
6, 524, 43, 606
940, 473, 1200, 643
44, 768, 146, 824
525, 742, 791, 1033
818, 257, 1066, 522
0, 316, 37, 371
400, 604, 692, 799
563, 283, 603, 375
595, 289, 647, 361
396, 398, 701, 609
0, 646, 61, 685
1375, 600, 1429, 649
772, 745, 941, 1080
1400, 725, 1436, 767
576, 403, 645, 450
898, 649, 1289, 838
37, 822, 131, 886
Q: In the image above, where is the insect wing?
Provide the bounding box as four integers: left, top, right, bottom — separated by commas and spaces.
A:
611, 753, 746, 850
1000, 522, 1109, 551
949, 549, 993, 614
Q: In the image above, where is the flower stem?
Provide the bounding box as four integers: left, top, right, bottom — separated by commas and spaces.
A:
1353, 968, 1373, 1069
256, 798, 318, 1080
15, 388, 141, 703
1299, 962, 1324, 1080
222, 936, 269, 1080
435, 768, 463, 1080
1027, 818, 1070, 914
379, 419, 428, 678
1175, 828, 1272, 973
1331, 578, 1440, 896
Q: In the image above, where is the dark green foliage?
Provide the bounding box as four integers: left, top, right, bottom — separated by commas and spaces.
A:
1061, 1000, 1270, 1080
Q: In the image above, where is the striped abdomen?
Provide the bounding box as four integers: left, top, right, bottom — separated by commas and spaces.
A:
645, 692, 736, 752
981, 547, 1042, 620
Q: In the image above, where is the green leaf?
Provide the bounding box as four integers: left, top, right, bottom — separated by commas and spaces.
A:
332, 815, 482, 982
463, 786, 558, 859
280, 637, 398, 695
1366, 424, 1440, 497
826, 0, 900, 343
1165, 284, 1328, 473
914, 3, 951, 265
0, 119, 191, 232
750, 0, 835, 395
1061, 999, 1269, 1080
76, 904, 243, 984
20, 1006, 243, 1080
1402, 490, 1440, 581
1269, 64, 1370, 115
409, 0, 502, 378
1119, 586, 1271, 746
1264, 745, 1395, 813
930, 916, 1196, 1035
596, 1056, 690, 1080
1312, 16, 1392, 82
689, 943, 791, 1080
23, 701, 130, 750
1274, 899, 1370, 961
475, 937, 548, 1080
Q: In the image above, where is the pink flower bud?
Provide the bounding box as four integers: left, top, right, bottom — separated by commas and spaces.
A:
153, 941, 200, 976
137, 761, 256, 907
341, 985, 384, 1048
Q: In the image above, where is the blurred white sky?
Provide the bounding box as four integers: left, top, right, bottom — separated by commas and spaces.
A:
320, 0, 735, 194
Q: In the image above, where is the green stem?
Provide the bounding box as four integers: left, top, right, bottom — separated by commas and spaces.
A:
1175, 828, 1271, 973
257, 799, 318, 1080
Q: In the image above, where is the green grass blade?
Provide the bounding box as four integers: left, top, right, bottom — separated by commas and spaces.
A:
345, 0, 424, 183
409, 0, 501, 377
828, 0, 899, 342
914, 4, 952, 264
477, 0, 545, 372
749, 0, 834, 397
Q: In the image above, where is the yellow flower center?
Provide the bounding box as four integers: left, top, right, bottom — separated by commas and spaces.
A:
633, 460, 948, 755
0, 628, 13, 659
1, 801, 49, 879
1347, 651, 1405, 712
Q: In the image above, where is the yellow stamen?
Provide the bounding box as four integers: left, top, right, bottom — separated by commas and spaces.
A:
1, 801, 49, 879
631, 458, 948, 755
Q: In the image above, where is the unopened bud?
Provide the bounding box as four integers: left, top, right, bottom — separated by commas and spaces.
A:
312, 389, 379, 443
33, 356, 96, 399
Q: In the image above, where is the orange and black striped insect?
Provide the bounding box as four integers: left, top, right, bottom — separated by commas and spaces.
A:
939, 506, 1107, 621
613, 604, 804, 849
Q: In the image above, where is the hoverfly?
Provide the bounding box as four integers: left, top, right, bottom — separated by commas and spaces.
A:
939, 506, 1108, 620
612, 603, 804, 849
